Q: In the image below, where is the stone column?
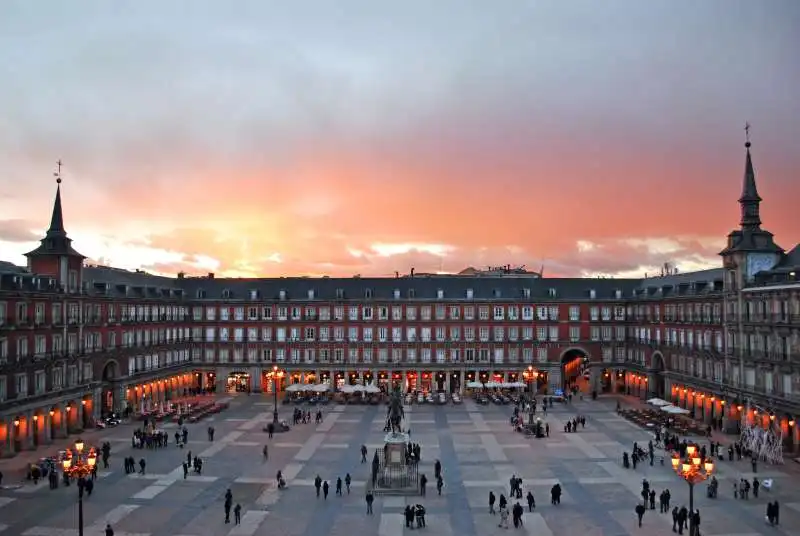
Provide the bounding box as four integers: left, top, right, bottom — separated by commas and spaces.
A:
250, 366, 262, 392
6, 418, 16, 455
56, 403, 68, 438
590, 367, 601, 394
93, 387, 103, 420
548, 367, 562, 394
25, 411, 35, 450
43, 412, 53, 443
75, 401, 84, 431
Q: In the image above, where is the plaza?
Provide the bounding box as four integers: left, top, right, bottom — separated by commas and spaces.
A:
1, 394, 799, 536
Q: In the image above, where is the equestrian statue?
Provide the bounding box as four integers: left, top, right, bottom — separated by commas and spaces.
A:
386, 385, 405, 433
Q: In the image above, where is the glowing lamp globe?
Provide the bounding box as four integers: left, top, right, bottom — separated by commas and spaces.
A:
75, 440, 85, 453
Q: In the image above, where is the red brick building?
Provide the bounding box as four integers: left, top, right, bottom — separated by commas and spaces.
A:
1, 141, 798, 457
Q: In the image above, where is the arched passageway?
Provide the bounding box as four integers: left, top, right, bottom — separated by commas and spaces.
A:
650, 353, 666, 399
560, 348, 589, 393
101, 360, 118, 416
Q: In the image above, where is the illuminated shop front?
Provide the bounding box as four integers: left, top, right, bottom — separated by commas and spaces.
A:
227, 372, 251, 392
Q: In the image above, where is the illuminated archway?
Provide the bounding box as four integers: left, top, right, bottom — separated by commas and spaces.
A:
559, 347, 589, 391
100, 360, 120, 415
650, 352, 666, 399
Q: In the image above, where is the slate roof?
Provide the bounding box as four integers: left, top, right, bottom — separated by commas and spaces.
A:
2, 261, 736, 301
175, 275, 641, 302
635, 268, 725, 299
0, 261, 27, 275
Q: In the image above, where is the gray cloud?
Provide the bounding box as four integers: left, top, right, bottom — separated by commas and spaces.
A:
0, 219, 40, 243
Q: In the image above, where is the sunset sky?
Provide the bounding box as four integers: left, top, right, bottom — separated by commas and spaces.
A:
1, 1, 799, 279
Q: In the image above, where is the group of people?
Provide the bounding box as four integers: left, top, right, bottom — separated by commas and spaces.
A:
488, 484, 541, 529
292, 408, 324, 425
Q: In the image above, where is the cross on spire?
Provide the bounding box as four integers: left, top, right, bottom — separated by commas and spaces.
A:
54, 159, 63, 184
744, 122, 751, 146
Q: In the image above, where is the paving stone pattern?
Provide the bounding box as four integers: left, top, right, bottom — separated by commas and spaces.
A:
1, 395, 800, 535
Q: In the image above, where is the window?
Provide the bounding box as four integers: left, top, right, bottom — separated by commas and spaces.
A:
548, 326, 559, 341
436, 289, 444, 299
34, 371, 46, 394
250, 289, 259, 300
393, 289, 401, 299
466, 288, 474, 299
521, 306, 533, 321
537, 347, 548, 363
15, 373, 28, 397
493, 306, 504, 321
568, 306, 580, 321
569, 326, 580, 342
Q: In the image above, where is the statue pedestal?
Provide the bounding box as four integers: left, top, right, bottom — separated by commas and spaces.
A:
383, 432, 409, 465
372, 432, 418, 495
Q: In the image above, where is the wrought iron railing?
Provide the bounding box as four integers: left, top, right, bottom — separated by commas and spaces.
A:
372, 449, 419, 491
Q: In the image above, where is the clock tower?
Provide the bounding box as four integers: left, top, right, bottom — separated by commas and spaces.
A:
719, 136, 783, 288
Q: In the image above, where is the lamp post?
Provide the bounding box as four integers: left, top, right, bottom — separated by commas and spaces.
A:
267, 365, 287, 432
671, 444, 714, 536
61, 439, 97, 536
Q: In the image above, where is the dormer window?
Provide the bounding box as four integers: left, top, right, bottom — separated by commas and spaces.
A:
408, 288, 416, 299
222, 289, 231, 299
365, 288, 373, 299
279, 290, 287, 300
523, 288, 530, 299
466, 288, 474, 299
308, 289, 316, 299
196, 289, 206, 299
589, 289, 596, 299
492, 289, 501, 298
250, 289, 259, 300
615, 289, 622, 299
393, 289, 401, 299
548, 288, 557, 298
335, 288, 344, 300
436, 289, 444, 299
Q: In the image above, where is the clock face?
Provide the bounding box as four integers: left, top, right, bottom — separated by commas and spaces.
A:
747, 254, 775, 278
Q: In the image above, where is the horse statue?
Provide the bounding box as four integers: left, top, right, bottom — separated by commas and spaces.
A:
386, 386, 405, 434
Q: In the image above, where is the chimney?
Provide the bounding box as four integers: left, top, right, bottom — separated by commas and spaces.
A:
208, 272, 215, 279
410, 267, 415, 277
177, 271, 185, 279
395, 271, 399, 278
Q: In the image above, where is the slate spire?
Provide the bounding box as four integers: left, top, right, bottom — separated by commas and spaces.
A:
25, 160, 86, 260
739, 125, 761, 230
47, 176, 66, 236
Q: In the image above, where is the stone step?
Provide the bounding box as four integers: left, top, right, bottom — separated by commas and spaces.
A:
373, 487, 421, 496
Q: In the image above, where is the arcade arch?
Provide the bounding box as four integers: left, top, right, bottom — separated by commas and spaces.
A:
100, 360, 120, 415
559, 347, 589, 392
650, 352, 666, 399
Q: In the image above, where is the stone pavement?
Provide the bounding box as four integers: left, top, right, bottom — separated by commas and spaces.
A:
1, 394, 799, 535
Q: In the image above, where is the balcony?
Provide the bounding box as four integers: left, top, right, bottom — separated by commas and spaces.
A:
734, 314, 800, 326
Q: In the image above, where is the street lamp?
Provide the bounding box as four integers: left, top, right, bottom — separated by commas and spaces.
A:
671, 444, 714, 535
267, 365, 289, 433
62, 439, 97, 536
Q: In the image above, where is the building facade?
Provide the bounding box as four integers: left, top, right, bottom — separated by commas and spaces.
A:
1, 141, 799, 457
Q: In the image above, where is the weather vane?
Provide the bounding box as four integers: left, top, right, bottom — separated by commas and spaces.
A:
744, 122, 751, 145
54, 159, 63, 184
